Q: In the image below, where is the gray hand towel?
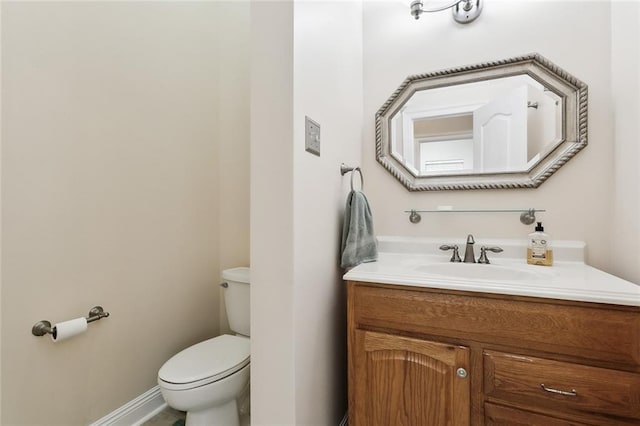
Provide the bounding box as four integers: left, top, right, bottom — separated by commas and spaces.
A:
341, 190, 378, 269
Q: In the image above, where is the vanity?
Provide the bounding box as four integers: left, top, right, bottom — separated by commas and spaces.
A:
344, 238, 640, 426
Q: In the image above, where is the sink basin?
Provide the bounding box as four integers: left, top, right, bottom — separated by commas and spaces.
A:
415, 262, 552, 282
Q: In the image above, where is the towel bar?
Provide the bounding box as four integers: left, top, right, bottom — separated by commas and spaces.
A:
340, 163, 364, 191
404, 208, 545, 225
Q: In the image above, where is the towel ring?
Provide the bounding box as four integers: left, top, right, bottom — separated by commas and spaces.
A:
351, 167, 364, 191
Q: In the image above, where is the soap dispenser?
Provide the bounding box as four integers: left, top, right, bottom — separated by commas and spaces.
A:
527, 222, 553, 266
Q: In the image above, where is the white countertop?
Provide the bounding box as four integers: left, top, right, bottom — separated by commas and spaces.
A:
343, 237, 640, 307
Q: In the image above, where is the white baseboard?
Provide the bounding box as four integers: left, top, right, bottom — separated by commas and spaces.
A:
90, 385, 167, 426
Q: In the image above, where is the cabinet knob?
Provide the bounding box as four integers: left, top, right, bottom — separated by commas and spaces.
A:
456, 367, 468, 378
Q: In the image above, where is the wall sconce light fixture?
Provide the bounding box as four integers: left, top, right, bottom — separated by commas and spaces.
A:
410, 0, 483, 24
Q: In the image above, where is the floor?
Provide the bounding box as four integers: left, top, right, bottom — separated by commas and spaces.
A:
142, 407, 186, 426
143, 405, 251, 426
145, 383, 250, 425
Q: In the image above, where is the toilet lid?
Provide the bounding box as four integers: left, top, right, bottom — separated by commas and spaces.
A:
158, 334, 250, 387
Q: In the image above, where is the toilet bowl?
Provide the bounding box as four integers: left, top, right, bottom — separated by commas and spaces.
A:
158, 334, 250, 425
158, 267, 251, 426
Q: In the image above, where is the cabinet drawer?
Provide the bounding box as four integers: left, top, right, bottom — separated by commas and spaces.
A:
484, 351, 640, 420
350, 282, 640, 365
485, 403, 589, 426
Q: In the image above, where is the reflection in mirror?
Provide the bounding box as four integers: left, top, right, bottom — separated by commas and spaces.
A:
376, 54, 587, 191
392, 76, 562, 175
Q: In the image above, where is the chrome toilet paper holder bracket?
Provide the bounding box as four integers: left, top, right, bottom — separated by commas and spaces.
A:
32, 306, 110, 337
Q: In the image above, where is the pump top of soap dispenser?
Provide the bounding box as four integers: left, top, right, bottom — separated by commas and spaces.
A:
535, 222, 544, 232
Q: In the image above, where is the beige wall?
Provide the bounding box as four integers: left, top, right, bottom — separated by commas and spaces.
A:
611, 2, 640, 283
292, 1, 362, 424
0, 2, 3, 420
1, 2, 249, 424
250, 2, 296, 424
362, 0, 632, 278
250, 1, 363, 424
251, 1, 639, 424
2, 1, 635, 426
217, 2, 251, 335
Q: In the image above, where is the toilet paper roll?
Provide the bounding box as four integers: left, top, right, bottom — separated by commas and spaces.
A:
52, 317, 88, 342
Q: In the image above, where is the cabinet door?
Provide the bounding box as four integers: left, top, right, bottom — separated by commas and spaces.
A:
351, 330, 470, 426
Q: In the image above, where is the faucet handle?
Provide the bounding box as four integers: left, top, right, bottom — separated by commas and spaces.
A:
477, 246, 504, 264
440, 245, 462, 262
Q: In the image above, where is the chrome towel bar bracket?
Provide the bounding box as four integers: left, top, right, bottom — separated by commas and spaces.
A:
32, 306, 110, 337
340, 163, 364, 191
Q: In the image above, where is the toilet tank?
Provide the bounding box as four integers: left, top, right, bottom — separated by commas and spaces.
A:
222, 267, 250, 337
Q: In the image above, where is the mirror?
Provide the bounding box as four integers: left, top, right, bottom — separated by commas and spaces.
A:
376, 53, 588, 191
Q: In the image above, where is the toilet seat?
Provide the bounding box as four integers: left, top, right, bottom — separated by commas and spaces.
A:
158, 334, 250, 391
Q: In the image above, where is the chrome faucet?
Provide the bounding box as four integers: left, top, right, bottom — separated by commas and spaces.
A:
441, 234, 503, 263
463, 234, 476, 263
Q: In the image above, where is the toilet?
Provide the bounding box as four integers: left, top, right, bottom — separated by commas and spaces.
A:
158, 267, 250, 426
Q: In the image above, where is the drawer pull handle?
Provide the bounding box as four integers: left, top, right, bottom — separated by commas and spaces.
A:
540, 384, 577, 397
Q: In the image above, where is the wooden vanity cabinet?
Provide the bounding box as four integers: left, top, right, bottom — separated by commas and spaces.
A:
346, 280, 640, 426
351, 329, 470, 426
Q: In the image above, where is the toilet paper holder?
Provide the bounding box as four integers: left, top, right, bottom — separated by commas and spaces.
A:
31, 306, 110, 337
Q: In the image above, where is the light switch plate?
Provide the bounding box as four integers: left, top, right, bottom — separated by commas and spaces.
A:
305, 116, 320, 156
